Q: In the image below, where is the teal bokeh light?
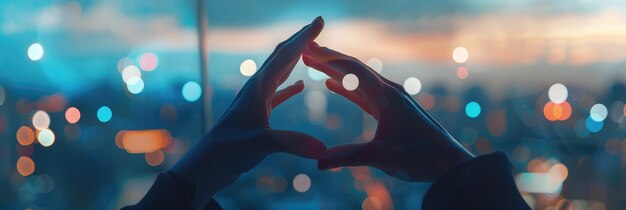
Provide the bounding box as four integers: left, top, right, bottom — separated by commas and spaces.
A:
97, 106, 112, 122
465, 101, 481, 118
182, 81, 202, 102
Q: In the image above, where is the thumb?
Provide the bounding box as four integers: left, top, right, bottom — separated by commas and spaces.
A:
264, 129, 327, 159
317, 143, 375, 170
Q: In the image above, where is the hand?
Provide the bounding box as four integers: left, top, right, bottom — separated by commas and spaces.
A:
172, 17, 326, 207
303, 41, 474, 182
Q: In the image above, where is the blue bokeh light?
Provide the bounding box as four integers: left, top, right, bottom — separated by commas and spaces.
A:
465, 101, 481, 118
182, 81, 202, 102
585, 115, 603, 133
97, 106, 112, 122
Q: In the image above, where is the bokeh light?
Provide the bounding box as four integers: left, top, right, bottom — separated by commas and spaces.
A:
27, 43, 44, 61
240, 59, 257, 76
97, 106, 112, 122
548, 83, 568, 103
117, 57, 134, 73
452, 46, 469, 63
586, 115, 603, 133
17, 156, 35, 176
589, 103, 608, 122
16, 126, 35, 146
366, 58, 383, 73
292, 173, 311, 193
126, 77, 145, 94
544, 101, 572, 121
32, 110, 50, 130
122, 65, 141, 83
138, 52, 158, 71
456, 66, 469, 79
145, 150, 165, 166
182, 81, 202, 102
38, 128, 55, 147
342, 74, 359, 91
403, 77, 421, 95
65, 107, 81, 124
465, 101, 481, 118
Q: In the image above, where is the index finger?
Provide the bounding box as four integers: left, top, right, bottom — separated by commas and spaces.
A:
258, 17, 324, 85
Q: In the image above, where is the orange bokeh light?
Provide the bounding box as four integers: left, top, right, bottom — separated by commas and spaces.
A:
145, 150, 165, 166
456, 66, 469, 79
116, 129, 171, 153
17, 156, 35, 176
544, 102, 557, 121
544, 101, 571, 121
16, 126, 35, 146
557, 101, 572, 120
65, 107, 81, 124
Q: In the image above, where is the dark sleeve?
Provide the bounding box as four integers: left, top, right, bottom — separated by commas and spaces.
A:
121, 170, 223, 210
422, 151, 531, 210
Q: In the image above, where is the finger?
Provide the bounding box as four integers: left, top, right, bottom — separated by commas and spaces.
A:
271, 80, 304, 108
303, 42, 383, 94
318, 143, 374, 170
258, 17, 324, 89
325, 79, 375, 118
264, 129, 327, 159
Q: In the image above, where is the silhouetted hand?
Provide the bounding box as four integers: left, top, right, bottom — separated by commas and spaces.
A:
303, 41, 474, 182
172, 17, 325, 207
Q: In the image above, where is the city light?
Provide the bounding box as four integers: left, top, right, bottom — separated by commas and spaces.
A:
548, 83, 568, 103
16, 126, 35, 146
452, 47, 469, 63
138, 52, 158, 71
97, 106, 113, 122
65, 107, 81, 124
122, 65, 141, 84
32, 110, 50, 130
182, 81, 202, 102
589, 103, 608, 122
456, 66, 469, 79
366, 58, 383, 73
403, 77, 421, 95
240, 59, 257, 76
292, 173, 311, 193
342, 74, 359, 91
16, 156, 35, 176
465, 102, 481, 118
38, 128, 56, 147
27, 43, 44, 61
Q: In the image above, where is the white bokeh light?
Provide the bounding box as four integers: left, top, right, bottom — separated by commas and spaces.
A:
366, 58, 383, 73
122, 65, 141, 83
342, 74, 359, 91
403, 77, 422, 95
28, 43, 44, 61
548, 83, 568, 103
452, 47, 469, 63
38, 128, 55, 147
126, 77, 145, 94
590, 103, 608, 122
32, 110, 50, 130
293, 174, 311, 193
240, 59, 257, 77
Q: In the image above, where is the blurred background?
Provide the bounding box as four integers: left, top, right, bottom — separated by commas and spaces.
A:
1, 0, 626, 209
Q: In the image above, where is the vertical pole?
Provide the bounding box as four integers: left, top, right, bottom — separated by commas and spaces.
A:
196, 0, 211, 133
